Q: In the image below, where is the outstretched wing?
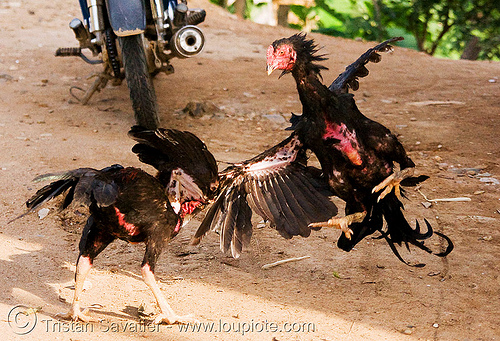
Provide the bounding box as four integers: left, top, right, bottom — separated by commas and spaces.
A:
329, 37, 404, 94
193, 133, 338, 258
129, 126, 219, 207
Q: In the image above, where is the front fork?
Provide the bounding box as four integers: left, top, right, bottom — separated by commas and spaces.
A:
63, 0, 123, 103
85, 0, 106, 52
63, 0, 204, 103
151, 0, 167, 43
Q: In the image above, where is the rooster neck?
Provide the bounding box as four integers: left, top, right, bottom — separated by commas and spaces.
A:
291, 60, 322, 84
293, 68, 336, 126
291, 65, 369, 171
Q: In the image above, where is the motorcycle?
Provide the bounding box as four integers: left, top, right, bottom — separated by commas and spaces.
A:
56, 0, 206, 129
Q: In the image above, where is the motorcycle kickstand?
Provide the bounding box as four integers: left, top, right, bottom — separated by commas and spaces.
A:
70, 67, 114, 105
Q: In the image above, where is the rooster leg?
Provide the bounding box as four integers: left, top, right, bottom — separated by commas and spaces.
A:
309, 211, 367, 239
372, 167, 414, 202
141, 263, 198, 325
57, 217, 113, 322
57, 256, 100, 322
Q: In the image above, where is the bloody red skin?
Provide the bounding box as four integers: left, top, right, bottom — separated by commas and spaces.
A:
174, 201, 204, 234
322, 121, 363, 166
113, 199, 203, 239
114, 207, 140, 236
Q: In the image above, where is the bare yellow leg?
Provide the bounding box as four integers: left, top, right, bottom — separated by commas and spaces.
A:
141, 264, 198, 325
372, 167, 414, 202
309, 211, 367, 239
57, 255, 100, 322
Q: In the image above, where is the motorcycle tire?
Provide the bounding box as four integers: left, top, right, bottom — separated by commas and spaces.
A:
118, 34, 160, 130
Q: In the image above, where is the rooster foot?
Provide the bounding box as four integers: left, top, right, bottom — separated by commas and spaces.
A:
56, 306, 101, 323
372, 167, 414, 202
153, 312, 198, 325
309, 212, 367, 239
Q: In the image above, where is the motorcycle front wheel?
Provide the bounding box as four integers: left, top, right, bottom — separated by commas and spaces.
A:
118, 34, 160, 130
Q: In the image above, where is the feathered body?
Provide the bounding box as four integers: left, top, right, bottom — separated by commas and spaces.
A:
17, 127, 218, 323
267, 34, 453, 264
18, 125, 337, 321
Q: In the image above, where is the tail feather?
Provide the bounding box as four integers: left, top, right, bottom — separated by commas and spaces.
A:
32, 168, 94, 183
432, 231, 454, 257
338, 193, 453, 266
11, 165, 123, 223
61, 183, 77, 210
27, 178, 77, 211
329, 37, 404, 94
9, 177, 78, 223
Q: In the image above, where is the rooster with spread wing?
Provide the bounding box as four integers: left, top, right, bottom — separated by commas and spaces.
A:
14, 125, 337, 322
265, 33, 453, 265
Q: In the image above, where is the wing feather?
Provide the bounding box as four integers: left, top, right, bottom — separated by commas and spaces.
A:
195, 133, 338, 256
329, 37, 404, 94
221, 191, 238, 253
269, 175, 309, 236
231, 196, 252, 258
248, 178, 276, 224
273, 174, 312, 236
280, 172, 322, 219
286, 170, 336, 219
129, 126, 218, 199
244, 179, 269, 221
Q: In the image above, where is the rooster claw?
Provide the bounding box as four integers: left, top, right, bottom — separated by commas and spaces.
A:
153, 313, 198, 325
56, 307, 102, 323
309, 212, 366, 240
373, 168, 415, 202
309, 219, 353, 239
372, 173, 402, 202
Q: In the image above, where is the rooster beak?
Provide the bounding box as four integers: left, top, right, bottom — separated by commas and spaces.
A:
266, 64, 276, 76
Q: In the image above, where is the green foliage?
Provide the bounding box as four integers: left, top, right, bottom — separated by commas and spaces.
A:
209, 0, 499, 60
286, 0, 500, 60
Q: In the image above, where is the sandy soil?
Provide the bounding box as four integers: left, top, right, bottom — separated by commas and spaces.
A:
0, 0, 499, 340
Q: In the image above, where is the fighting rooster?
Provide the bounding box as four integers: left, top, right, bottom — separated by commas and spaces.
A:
266, 33, 453, 265
14, 127, 218, 324
14, 125, 338, 321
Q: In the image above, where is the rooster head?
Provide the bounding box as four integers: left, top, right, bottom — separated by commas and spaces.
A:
267, 33, 327, 77
266, 42, 297, 75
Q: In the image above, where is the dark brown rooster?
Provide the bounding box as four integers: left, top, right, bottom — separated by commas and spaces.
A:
266, 33, 453, 265
14, 126, 218, 323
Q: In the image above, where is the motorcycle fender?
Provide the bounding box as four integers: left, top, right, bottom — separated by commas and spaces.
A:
105, 0, 146, 36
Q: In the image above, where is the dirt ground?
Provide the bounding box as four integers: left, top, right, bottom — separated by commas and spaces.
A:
0, 0, 499, 340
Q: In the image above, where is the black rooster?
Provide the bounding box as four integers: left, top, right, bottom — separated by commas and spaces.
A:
14, 127, 218, 323
15, 126, 339, 320
266, 33, 453, 265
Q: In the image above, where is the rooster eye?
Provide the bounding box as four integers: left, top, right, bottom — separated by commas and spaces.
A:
279, 50, 285, 56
